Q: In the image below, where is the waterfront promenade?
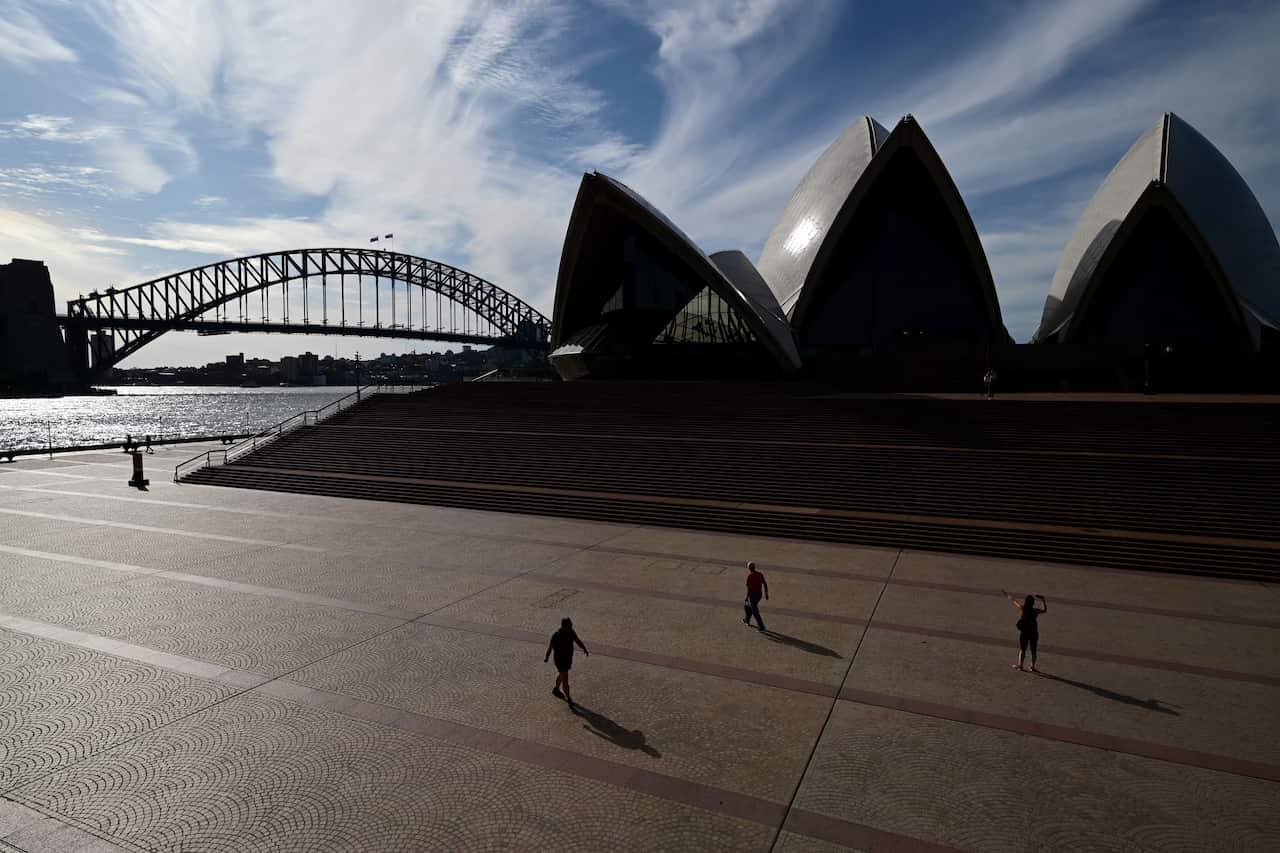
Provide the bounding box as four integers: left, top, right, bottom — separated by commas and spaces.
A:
0, 445, 1277, 851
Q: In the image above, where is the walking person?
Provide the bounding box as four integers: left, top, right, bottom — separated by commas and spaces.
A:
545, 617, 589, 710
1003, 590, 1047, 671
742, 561, 769, 632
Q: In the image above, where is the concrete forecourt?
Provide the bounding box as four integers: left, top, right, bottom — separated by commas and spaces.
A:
0, 444, 1276, 852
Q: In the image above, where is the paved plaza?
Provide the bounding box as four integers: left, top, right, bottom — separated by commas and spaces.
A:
0, 443, 1277, 851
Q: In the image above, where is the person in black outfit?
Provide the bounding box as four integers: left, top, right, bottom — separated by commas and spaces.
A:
545, 617, 589, 709
1003, 590, 1047, 671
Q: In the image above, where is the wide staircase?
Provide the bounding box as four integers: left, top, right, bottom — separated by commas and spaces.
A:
182, 382, 1280, 581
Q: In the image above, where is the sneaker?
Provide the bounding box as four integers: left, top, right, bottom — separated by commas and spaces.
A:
757, 626, 766, 633
1011, 664, 1023, 671
552, 688, 564, 699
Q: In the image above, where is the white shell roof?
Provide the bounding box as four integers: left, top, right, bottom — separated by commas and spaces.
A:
1039, 113, 1280, 340
756, 116, 890, 315
552, 172, 801, 371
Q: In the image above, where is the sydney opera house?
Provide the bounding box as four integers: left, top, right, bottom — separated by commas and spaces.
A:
548, 112, 1280, 390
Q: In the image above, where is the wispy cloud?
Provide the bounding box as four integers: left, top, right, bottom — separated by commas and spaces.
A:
899, 1, 1156, 125
77, 216, 344, 257
2, 0, 1278, 363
0, 110, 190, 196
0, 165, 112, 197
0, 207, 139, 299
0, 1, 76, 68
0, 114, 109, 143
606, 0, 841, 246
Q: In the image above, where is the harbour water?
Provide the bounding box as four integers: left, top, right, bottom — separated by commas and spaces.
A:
0, 386, 358, 452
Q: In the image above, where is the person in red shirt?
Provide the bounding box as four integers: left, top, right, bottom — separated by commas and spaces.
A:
743, 561, 769, 632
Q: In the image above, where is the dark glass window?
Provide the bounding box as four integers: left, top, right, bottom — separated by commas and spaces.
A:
801, 149, 991, 351
655, 286, 757, 345
1073, 204, 1242, 347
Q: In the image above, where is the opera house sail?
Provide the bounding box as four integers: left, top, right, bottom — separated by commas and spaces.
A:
1036, 112, 1280, 351
549, 172, 799, 380
757, 115, 1008, 362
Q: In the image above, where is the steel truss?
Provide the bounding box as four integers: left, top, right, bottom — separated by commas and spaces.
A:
62, 248, 550, 371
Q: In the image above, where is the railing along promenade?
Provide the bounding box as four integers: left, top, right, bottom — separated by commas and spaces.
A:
173, 384, 425, 481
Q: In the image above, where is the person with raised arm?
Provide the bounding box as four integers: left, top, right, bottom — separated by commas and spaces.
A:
1003, 590, 1047, 672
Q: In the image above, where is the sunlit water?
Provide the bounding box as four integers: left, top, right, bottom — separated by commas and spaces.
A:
1, 386, 358, 451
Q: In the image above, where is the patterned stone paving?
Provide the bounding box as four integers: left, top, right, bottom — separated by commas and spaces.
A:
17, 575, 403, 678
437, 577, 864, 685
288, 622, 830, 801
790, 703, 1280, 853
10, 694, 766, 853
847, 627, 1280, 766
0, 448, 1277, 851
0, 630, 235, 790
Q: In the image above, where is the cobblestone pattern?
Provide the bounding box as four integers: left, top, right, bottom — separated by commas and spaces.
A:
15, 525, 271, 572
541, 550, 884, 621
871, 582, 1280, 679
21, 496, 330, 545
0, 514, 84, 547
847, 627, 1280, 766
794, 702, 1280, 852
0, 553, 134, 610
772, 831, 866, 853
12, 693, 768, 853
439, 578, 861, 685
592, 528, 899, 576
0, 629, 234, 791
17, 576, 402, 677
893, 550, 1279, 623
319, 531, 580, 574
290, 622, 829, 801
171, 548, 509, 615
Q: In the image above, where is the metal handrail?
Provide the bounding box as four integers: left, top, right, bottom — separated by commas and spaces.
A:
173, 384, 423, 480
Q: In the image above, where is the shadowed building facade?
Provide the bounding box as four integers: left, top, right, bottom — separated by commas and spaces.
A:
757, 115, 1009, 381
549, 172, 799, 380
543, 113, 1278, 388
1036, 113, 1280, 353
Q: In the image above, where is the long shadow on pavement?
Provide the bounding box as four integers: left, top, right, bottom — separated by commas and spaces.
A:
572, 704, 662, 758
761, 629, 842, 658
1036, 671, 1180, 715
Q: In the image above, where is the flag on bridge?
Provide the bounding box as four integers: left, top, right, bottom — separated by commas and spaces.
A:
369, 236, 379, 243
384, 233, 394, 239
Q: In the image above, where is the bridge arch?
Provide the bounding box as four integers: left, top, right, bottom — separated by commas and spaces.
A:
62, 247, 549, 373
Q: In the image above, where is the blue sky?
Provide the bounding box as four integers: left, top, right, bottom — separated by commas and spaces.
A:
1, 0, 1278, 367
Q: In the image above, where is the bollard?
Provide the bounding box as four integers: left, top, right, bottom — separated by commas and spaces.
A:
128, 450, 150, 489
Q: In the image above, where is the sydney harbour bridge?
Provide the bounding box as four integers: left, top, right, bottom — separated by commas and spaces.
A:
51, 247, 550, 378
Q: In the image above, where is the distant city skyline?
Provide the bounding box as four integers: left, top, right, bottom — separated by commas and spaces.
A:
1, 0, 1278, 367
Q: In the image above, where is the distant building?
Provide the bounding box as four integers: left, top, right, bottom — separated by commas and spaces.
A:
280, 356, 298, 383
298, 351, 319, 378
226, 353, 245, 370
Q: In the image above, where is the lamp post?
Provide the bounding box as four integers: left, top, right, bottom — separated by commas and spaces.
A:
369, 233, 396, 328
